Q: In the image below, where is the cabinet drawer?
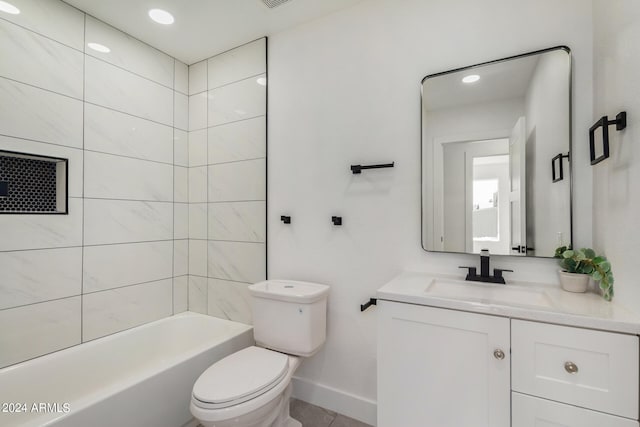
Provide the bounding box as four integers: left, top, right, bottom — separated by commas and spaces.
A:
512, 392, 639, 427
512, 320, 639, 419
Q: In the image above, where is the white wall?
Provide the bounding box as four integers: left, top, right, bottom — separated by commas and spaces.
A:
524, 50, 572, 256
0, 0, 188, 368
592, 0, 640, 307
268, 0, 593, 424
186, 39, 267, 322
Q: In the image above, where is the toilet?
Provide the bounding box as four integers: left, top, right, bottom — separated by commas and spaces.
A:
190, 280, 330, 427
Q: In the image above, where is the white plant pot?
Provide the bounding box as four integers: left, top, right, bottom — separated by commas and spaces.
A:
559, 270, 590, 293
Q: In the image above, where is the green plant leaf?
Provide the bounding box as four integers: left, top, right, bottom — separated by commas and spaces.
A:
582, 264, 594, 274
593, 256, 606, 265
600, 261, 611, 272
606, 272, 614, 284
563, 250, 575, 259
592, 270, 603, 281
583, 248, 596, 259
575, 250, 586, 261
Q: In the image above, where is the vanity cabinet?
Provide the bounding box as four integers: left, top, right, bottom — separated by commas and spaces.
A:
377, 300, 640, 427
377, 301, 510, 427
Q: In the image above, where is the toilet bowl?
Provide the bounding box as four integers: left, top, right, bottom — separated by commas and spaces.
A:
190, 280, 329, 427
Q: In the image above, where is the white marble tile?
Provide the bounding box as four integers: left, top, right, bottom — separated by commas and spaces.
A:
0, 135, 83, 197
173, 239, 188, 276
84, 199, 172, 245
83, 241, 173, 293
208, 116, 266, 164
0, 19, 83, 98
189, 60, 207, 95
175, 60, 188, 95
84, 151, 173, 202
189, 240, 207, 276
209, 201, 266, 242
207, 278, 252, 324
85, 16, 174, 88
0, 197, 82, 251
85, 57, 173, 126
207, 241, 266, 283
0, 296, 81, 368
189, 203, 207, 239
173, 276, 188, 313
188, 276, 207, 314
189, 166, 208, 203
174, 204, 188, 240
82, 279, 172, 341
84, 103, 173, 163
174, 91, 188, 131
0, 247, 81, 310
208, 159, 266, 202
189, 92, 207, 131
0, 77, 82, 148
208, 75, 266, 127
208, 38, 266, 89
0, 0, 84, 50
174, 166, 188, 203
174, 129, 188, 167
189, 128, 207, 167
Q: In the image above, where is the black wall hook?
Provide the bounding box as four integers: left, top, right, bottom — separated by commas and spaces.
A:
331, 216, 342, 226
589, 111, 627, 165
280, 215, 291, 224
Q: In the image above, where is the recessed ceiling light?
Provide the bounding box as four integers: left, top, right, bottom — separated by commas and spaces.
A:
256, 77, 267, 86
462, 74, 480, 84
0, 1, 20, 14
148, 8, 174, 25
87, 42, 110, 53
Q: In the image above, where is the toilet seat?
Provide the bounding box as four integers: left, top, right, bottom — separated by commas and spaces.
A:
192, 346, 289, 410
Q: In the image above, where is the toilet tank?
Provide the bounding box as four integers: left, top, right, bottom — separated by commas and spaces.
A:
249, 280, 330, 357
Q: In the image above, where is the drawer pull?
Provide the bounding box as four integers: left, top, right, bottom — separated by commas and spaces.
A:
493, 349, 505, 360
564, 361, 579, 374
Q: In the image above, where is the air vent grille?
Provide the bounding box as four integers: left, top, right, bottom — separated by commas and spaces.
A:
262, 0, 292, 8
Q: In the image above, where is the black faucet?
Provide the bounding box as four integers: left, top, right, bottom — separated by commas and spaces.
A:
459, 249, 513, 284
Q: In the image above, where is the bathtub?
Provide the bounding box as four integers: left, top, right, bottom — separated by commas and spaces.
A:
0, 312, 253, 427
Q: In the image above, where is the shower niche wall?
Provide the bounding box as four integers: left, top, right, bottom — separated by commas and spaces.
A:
0, 150, 68, 214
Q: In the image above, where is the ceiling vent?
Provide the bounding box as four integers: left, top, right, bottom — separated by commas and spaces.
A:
262, 0, 292, 8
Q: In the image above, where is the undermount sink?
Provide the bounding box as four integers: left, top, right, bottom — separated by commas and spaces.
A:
424, 278, 555, 309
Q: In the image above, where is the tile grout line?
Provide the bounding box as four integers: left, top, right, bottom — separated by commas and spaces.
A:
80, 12, 86, 344
172, 57, 176, 316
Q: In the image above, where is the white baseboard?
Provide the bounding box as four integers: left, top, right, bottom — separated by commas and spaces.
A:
291, 376, 377, 426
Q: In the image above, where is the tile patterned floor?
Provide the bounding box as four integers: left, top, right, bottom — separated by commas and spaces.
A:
196, 398, 372, 427
290, 398, 372, 427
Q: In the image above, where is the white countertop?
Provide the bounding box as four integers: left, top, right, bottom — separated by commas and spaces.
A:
377, 272, 640, 335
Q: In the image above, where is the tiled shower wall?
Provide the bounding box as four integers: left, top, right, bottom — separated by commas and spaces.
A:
187, 39, 267, 323
0, 0, 189, 368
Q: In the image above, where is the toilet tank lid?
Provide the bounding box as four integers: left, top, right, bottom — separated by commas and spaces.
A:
249, 280, 330, 303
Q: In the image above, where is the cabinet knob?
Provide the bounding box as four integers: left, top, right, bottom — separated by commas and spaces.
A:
493, 349, 505, 360
564, 361, 579, 374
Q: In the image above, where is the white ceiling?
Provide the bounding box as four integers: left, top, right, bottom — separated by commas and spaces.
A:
64, 0, 365, 64
423, 54, 541, 112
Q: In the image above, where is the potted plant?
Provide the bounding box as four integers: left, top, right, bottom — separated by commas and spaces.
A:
554, 246, 614, 301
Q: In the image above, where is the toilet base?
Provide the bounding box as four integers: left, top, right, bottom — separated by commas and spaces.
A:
195, 384, 299, 427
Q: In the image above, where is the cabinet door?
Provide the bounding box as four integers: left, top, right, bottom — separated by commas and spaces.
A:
512, 392, 639, 427
377, 301, 510, 427
512, 320, 639, 419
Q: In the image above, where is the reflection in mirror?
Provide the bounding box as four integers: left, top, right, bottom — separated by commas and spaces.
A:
421, 47, 572, 257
